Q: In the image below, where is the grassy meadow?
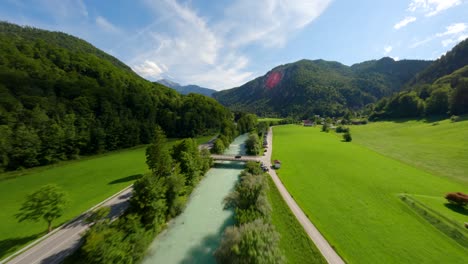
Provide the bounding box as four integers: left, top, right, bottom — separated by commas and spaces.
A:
271, 124, 468, 263
266, 176, 326, 264
0, 135, 215, 259
352, 117, 468, 184
258, 117, 283, 122
0, 147, 148, 259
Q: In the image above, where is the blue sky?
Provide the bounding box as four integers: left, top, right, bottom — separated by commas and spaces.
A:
1, 0, 467, 90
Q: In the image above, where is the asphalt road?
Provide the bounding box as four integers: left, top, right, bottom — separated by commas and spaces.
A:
262, 127, 345, 264
6, 187, 133, 264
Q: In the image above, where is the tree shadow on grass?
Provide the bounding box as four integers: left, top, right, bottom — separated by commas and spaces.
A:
0, 233, 43, 259
108, 174, 142, 185
444, 203, 468, 216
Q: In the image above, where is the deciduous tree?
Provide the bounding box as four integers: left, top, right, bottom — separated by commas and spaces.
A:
16, 184, 68, 233
215, 219, 284, 264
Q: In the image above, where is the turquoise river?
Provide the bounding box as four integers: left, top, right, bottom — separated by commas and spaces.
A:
142, 134, 248, 264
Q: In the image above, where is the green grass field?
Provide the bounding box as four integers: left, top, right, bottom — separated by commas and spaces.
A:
272, 124, 468, 263
258, 117, 283, 122
410, 194, 467, 225
0, 135, 215, 260
352, 117, 468, 184
0, 147, 148, 259
266, 175, 326, 264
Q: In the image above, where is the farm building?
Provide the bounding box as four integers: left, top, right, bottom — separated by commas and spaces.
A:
274, 160, 281, 169
303, 120, 314, 126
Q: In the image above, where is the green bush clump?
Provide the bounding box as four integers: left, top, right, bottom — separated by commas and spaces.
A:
343, 131, 352, 142
451, 115, 460, 122
215, 162, 284, 263
335, 126, 350, 133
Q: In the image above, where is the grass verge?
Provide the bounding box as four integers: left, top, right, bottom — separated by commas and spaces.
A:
266, 175, 326, 264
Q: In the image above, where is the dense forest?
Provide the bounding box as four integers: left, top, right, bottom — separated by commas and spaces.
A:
370, 39, 468, 119
0, 22, 231, 171
407, 38, 468, 86
213, 58, 432, 117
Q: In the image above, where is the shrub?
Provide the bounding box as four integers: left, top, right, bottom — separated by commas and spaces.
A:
321, 123, 329, 133
211, 138, 226, 154
343, 131, 352, 142
335, 126, 349, 133
450, 115, 460, 122
214, 219, 284, 264
445, 192, 468, 207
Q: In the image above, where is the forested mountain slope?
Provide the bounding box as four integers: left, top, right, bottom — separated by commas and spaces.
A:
371, 39, 468, 118
408, 38, 468, 86
213, 58, 431, 117
0, 22, 231, 171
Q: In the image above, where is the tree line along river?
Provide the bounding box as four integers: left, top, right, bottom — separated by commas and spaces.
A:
142, 134, 248, 264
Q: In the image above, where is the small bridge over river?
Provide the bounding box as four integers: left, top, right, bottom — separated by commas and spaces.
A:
210, 154, 262, 163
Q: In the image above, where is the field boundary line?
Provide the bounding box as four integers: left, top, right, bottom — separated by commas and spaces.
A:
1, 184, 133, 264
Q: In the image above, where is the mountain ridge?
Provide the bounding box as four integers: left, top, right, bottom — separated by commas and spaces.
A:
157, 79, 216, 97
213, 57, 432, 117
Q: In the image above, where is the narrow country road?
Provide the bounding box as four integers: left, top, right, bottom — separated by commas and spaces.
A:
4, 187, 133, 264
262, 127, 345, 264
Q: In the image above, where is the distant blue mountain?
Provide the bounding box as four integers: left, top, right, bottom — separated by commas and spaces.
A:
157, 79, 216, 97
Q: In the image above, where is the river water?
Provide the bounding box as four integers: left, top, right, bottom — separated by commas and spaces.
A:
142, 134, 247, 264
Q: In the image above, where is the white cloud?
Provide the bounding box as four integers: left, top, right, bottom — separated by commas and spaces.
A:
128, 0, 331, 89
38, 0, 88, 20
218, 0, 333, 48
383, 45, 393, 54
96, 16, 120, 34
394, 16, 417, 29
133, 60, 167, 78
411, 22, 467, 48
436, 23, 467, 37
458, 34, 468, 41
407, 0, 461, 17
441, 38, 454, 47
391, 56, 400, 61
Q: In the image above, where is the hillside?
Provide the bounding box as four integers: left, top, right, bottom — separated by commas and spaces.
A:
371, 39, 468, 118
0, 22, 231, 171
408, 38, 468, 86
157, 79, 216, 97
213, 58, 431, 117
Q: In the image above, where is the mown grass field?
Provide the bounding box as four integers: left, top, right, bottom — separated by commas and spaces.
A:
266, 176, 326, 264
0, 135, 214, 259
0, 147, 148, 259
258, 117, 283, 122
352, 117, 468, 184
272, 124, 468, 263
410, 194, 467, 225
